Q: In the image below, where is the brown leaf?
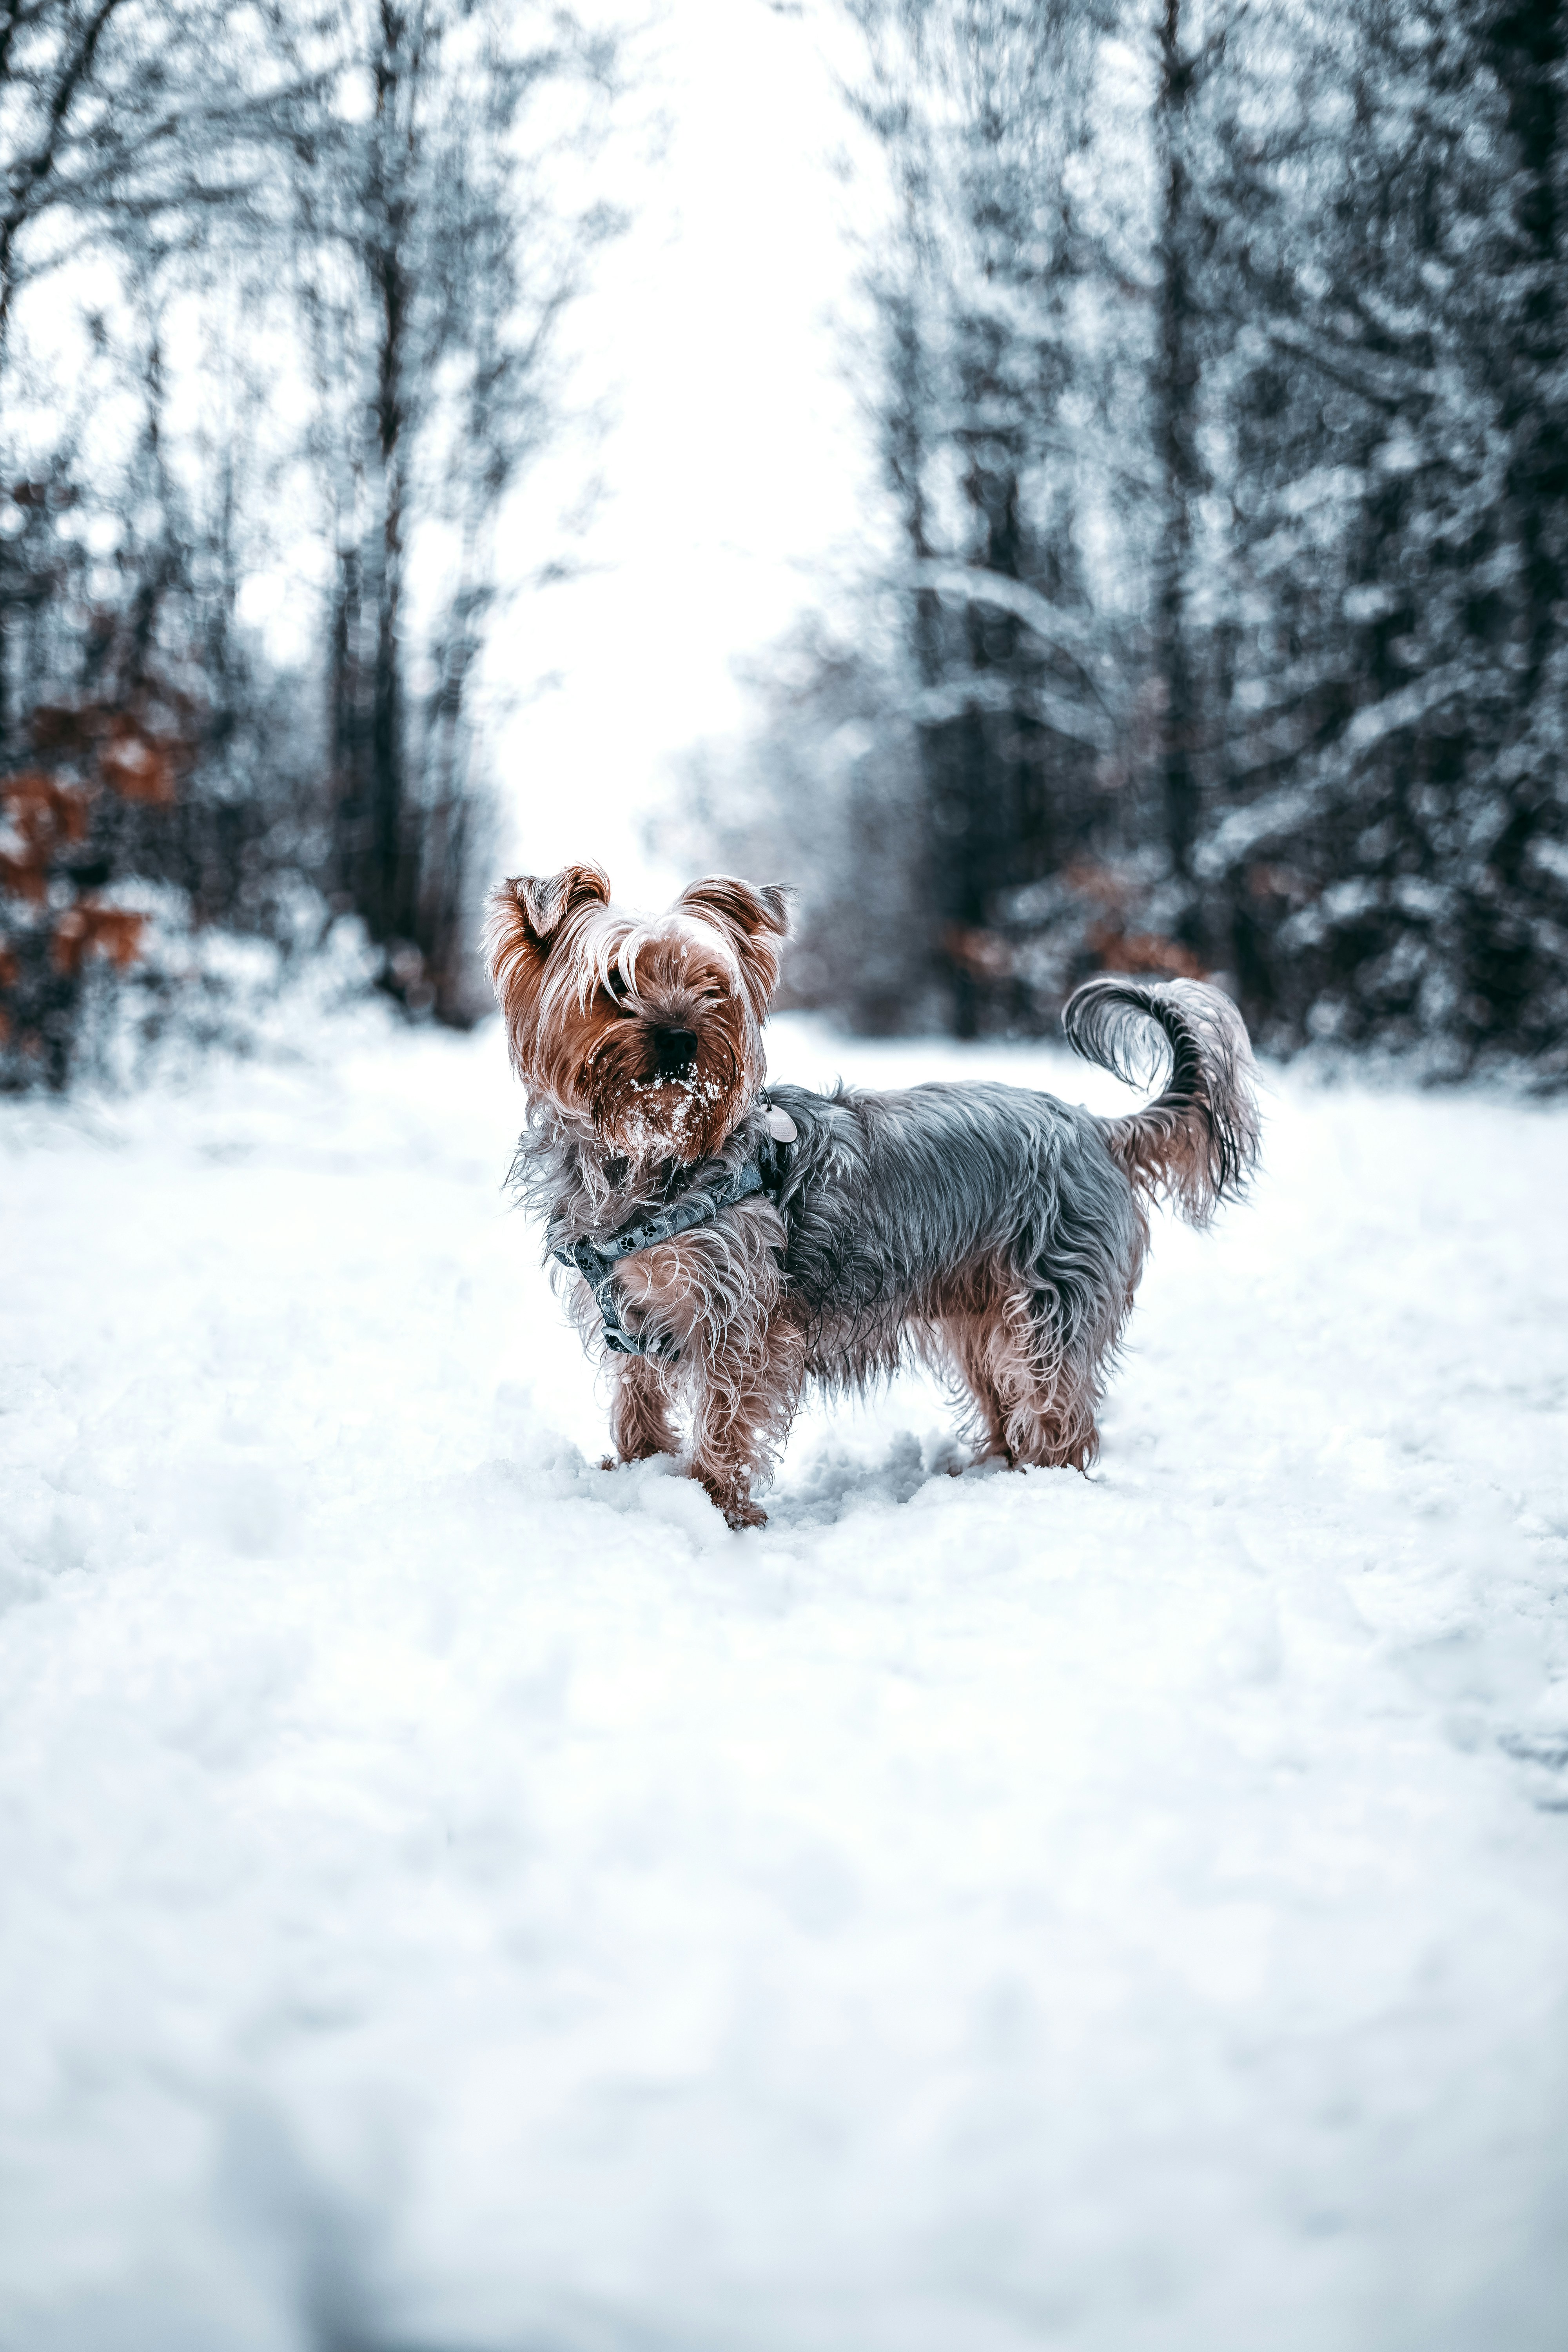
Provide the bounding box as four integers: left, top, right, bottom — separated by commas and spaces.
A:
942, 923, 1015, 981
1086, 920, 1208, 981
50, 899, 147, 977
0, 853, 49, 905
1, 773, 94, 883
99, 717, 177, 804
1061, 858, 1134, 913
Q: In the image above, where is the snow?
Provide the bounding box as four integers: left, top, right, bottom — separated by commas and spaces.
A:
2, 1011, 1567, 2352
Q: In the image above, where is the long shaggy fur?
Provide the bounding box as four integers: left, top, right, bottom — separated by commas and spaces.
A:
1063, 975, 1261, 1222
489, 866, 1260, 1529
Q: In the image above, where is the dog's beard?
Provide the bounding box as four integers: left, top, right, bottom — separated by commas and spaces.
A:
582, 1022, 749, 1163
595, 1063, 737, 1160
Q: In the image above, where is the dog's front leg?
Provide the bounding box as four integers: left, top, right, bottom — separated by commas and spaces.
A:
608, 1352, 679, 1466
686, 1335, 797, 1530
614, 1208, 797, 1531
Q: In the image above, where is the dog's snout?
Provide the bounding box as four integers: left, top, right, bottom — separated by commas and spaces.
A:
652, 1026, 699, 1080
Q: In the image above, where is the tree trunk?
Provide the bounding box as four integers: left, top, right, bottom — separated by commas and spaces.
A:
367, 419, 410, 945
363, 1, 416, 955
1151, 0, 1202, 907
1486, 0, 1566, 690
328, 540, 365, 906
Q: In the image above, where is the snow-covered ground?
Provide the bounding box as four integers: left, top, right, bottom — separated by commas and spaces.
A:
3, 1009, 1566, 2352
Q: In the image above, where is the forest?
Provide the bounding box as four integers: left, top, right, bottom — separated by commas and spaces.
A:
678, 0, 1568, 1075
0, 0, 628, 1082
3, 0, 1566, 1083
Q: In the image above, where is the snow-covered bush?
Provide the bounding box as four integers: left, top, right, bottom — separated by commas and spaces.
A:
64, 884, 387, 1089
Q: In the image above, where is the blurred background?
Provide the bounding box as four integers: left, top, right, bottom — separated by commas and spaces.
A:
3, 0, 1565, 1086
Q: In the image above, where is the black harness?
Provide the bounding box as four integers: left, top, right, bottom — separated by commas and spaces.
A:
549, 1142, 787, 1358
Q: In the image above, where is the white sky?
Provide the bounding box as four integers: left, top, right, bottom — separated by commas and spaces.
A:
488, 0, 887, 907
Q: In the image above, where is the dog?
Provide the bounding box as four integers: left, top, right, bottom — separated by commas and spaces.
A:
488, 863, 1259, 1529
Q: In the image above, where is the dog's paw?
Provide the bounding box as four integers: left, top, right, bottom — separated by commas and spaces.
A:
700, 1478, 767, 1531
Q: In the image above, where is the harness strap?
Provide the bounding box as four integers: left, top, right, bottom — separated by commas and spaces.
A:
549, 1151, 778, 1359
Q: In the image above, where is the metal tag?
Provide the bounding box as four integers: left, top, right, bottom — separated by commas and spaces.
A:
765, 1103, 798, 1144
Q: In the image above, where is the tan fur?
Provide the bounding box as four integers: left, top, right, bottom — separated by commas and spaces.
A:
487, 867, 779, 1167
933, 1262, 1123, 1475
607, 1354, 679, 1466
607, 1198, 802, 1527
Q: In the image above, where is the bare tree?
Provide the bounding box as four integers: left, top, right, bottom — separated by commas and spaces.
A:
1149, 0, 1224, 916
289, 0, 630, 1020
0, 0, 321, 356
840, 0, 1127, 1030
2, 0, 637, 1074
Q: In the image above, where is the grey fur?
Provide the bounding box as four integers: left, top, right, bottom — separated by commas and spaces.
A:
760, 1077, 1142, 1393
1063, 975, 1261, 1218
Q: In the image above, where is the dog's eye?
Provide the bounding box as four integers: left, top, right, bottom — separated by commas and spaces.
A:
604, 967, 634, 1005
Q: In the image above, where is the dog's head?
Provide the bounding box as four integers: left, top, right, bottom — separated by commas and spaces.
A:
486, 864, 791, 1163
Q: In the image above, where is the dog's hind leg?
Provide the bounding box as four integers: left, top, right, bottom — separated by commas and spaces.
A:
945, 1292, 1105, 1474
1003, 1289, 1112, 1473
609, 1353, 680, 1464
940, 1312, 1016, 1465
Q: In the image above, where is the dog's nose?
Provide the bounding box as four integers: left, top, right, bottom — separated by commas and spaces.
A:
652, 1026, 699, 1079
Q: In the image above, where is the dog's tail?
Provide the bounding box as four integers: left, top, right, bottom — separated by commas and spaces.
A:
1063, 975, 1261, 1226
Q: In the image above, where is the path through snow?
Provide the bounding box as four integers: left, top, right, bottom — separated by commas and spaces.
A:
2, 1013, 1566, 2352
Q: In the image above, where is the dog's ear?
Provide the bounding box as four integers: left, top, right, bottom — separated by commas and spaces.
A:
676, 876, 793, 1018
486, 864, 610, 1067
495, 864, 610, 951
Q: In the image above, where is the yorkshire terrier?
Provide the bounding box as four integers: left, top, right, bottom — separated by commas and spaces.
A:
488, 864, 1259, 1529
